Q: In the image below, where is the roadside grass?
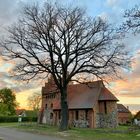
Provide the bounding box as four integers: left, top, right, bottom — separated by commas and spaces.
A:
11, 123, 140, 140
0, 122, 18, 127
67, 127, 140, 140
0, 122, 140, 140
16, 122, 58, 135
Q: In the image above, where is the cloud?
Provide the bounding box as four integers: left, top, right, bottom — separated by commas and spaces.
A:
0, 0, 140, 109
0, 0, 20, 27
0, 56, 4, 66
110, 51, 140, 98
104, 0, 140, 27
124, 104, 140, 114
106, 0, 118, 7
0, 55, 41, 95
0, 57, 13, 88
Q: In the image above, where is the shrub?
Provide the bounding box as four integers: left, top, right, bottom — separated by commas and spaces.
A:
0, 116, 37, 123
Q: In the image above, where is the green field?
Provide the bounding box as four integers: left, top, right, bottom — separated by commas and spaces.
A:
0, 123, 140, 140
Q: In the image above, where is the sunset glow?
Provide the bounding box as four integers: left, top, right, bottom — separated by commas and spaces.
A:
0, 0, 140, 114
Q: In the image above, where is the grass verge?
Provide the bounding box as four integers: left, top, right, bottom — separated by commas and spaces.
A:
0, 122, 18, 127
11, 123, 140, 140
1, 122, 140, 140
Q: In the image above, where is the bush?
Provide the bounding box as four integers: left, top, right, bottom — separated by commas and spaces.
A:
22, 117, 38, 122
0, 116, 37, 123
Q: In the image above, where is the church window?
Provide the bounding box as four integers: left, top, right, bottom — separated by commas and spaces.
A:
76, 110, 79, 120
104, 101, 107, 114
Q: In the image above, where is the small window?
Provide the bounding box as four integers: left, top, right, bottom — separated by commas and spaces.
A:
104, 101, 107, 114
85, 110, 88, 120
76, 110, 79, 120
45, 104, 48, 109
50, 103, 53, 108
58, 111, 61, 119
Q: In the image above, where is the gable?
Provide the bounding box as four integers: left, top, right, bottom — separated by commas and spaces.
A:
99, 88, 119, 101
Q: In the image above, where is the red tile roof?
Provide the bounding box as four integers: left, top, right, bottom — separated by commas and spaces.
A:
50, 81, 118, 110
99, 87, 119, 101
117, 104, 131, 113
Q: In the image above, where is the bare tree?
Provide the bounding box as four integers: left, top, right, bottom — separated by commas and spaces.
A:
27, 92, 41, 111
122, 5, 140, 33
1, 2, 130, 130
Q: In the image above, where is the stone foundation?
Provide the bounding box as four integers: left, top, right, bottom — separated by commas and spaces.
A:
72, 120, 89, 128
42, 109, 54, 125
96, 111, 118, 128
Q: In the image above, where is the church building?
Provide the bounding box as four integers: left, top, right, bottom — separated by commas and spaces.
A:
40, 77, 119, 128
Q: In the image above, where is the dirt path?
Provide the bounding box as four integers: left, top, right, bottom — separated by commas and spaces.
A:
0, 127, 64, 140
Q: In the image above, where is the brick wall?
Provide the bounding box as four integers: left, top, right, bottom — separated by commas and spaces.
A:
88, 110, 94, 128
96, 101, 118, 128
99, 101, 117, 114
118, 112, 131, 124
68, 109, 93, 128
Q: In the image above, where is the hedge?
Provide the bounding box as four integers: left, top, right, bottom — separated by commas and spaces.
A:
0, 116, 37, 123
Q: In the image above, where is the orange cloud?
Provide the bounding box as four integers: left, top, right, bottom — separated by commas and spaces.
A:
0, 56, 4, 66
108, 51, 140, 105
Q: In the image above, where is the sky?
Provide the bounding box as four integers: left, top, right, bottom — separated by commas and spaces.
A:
0, 0, 140, 113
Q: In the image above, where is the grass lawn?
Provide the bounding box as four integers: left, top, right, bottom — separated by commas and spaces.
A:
0, 122, 19, 127
7, 122, 140, 140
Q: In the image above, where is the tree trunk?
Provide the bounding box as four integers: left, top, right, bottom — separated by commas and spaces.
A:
59, 87, 68, 131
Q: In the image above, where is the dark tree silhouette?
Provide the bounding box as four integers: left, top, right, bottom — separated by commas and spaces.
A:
1, 2, 130, 130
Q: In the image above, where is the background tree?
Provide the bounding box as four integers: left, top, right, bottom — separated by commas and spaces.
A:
0, 103, 9, 116
0, 88, 17, 115
134, 111, 140, 120
1, 2, 130, 130
27, 92, 41, 111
